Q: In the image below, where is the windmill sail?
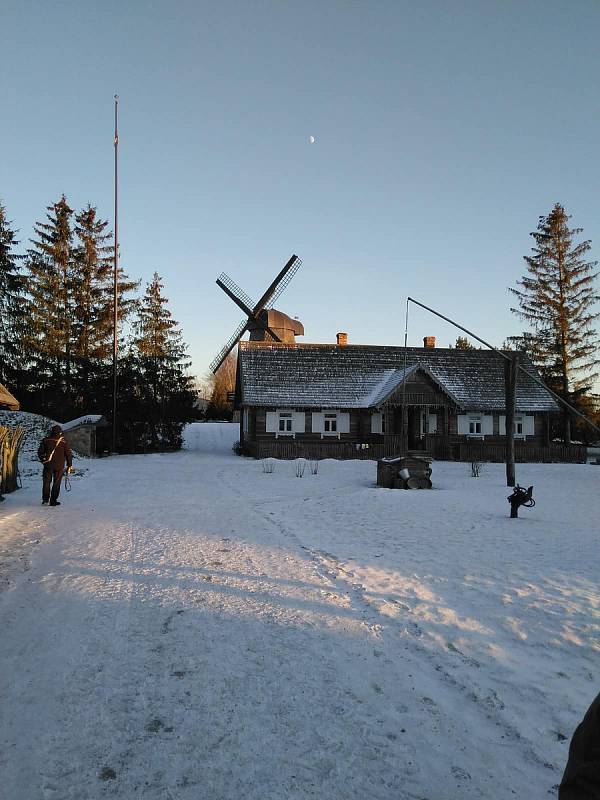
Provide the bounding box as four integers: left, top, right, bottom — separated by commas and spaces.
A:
215, 273, 256, 315
209, 318, 247, 374
264, 255, 302, 310
210, 254, 303, 374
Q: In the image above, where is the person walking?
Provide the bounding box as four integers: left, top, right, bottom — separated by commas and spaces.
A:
38, 425, 73, 506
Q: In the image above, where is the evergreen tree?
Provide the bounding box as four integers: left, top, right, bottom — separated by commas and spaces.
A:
509, 203, 599, 442
24, 196, 75, 414
72, 205, 138, 410
453, 336, 475, 350
128, 273, 196, 450
0, 201, 25, 393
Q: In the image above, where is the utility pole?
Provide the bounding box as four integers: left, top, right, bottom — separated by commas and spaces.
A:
112, 94, 119, 454
504, 352, 518, 487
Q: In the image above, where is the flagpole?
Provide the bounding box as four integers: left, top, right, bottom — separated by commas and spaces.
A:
112, 94, 119, 454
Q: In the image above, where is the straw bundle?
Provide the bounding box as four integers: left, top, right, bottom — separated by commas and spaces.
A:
0, 426, 26, 493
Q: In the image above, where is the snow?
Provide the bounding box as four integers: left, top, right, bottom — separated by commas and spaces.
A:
61, 415, 105, 432
0, 422, 598, 798
0, 411, 58, 480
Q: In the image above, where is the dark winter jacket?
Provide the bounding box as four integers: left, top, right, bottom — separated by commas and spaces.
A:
559, 692, 600, 800
38, 435, 73, 471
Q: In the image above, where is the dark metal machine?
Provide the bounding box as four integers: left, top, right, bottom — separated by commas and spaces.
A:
507, 485, 535, 518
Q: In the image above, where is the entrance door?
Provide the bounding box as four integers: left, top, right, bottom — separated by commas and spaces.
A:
407, 408, 424, 450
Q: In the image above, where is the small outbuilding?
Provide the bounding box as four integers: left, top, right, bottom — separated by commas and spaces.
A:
61, 415, 108, 457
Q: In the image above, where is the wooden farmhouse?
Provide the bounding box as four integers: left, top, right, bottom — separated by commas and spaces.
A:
234, 335, 584, 462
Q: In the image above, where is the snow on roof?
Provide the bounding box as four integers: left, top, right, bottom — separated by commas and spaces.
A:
60, 415, 107, 431
238, 343, 559, 411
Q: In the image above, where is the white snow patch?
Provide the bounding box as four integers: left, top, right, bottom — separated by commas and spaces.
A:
0, 421, 598, 798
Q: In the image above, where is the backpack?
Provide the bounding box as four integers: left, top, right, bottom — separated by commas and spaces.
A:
38, 436, 64, 465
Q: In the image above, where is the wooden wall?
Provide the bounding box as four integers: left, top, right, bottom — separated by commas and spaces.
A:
241, 406, 574, 461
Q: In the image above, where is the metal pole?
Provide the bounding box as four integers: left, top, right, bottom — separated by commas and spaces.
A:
505, 353, 518, 486
112, 94, 119, 454
401, 297, 409, 453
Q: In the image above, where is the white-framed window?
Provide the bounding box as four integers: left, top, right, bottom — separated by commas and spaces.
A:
499, 414, 534, 438
458, 414, 493, 438
371, 412, 386, 434
312, 410, 350, 438
420, 412, 438, 437
279, 412, 293, 433
266, 409, 306, 438
323, 413, 337, 433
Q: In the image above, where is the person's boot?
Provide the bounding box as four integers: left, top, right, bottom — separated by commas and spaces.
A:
49, 500, 61, 506
42, 500, 48, 505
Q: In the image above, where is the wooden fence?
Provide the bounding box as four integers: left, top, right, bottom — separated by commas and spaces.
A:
459, 441, 586, 464
249, 437, 586, 463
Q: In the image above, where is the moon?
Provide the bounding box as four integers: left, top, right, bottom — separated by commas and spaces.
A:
309, 135, 315, 144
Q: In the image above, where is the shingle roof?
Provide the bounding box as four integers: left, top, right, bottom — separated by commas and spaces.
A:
237, 343, 559, 412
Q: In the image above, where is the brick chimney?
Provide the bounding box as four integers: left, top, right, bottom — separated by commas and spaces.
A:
336, 332, 348, 346
423, 336, 436, 349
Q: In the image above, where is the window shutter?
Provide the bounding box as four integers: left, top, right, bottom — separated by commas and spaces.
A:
499, 415, 506, 436
482, 415, 493, 435
371, 412, 382, 434
265, 411, 277, 433
457, 415, 469, 435
524, 415, 535, 436
428, 413, 437, 434
338, 412, 350, 434
243, 409, 249, 433
293, 412, 305, 433
311, 412, 324, 433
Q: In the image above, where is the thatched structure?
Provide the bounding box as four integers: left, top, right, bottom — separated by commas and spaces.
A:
0, 383, 19, 411
0, 426, 25, 493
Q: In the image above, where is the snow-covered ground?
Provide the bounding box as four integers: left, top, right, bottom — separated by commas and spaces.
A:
0, 421, 598, 799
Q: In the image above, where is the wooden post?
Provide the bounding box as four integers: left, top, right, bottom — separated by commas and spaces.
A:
505, 353, 518, 487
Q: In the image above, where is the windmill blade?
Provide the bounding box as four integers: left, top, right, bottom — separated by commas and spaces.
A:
216, 273, 256, 317
254, 254, 302, 313
209, 318, 247, 374
263, 326, 282, 342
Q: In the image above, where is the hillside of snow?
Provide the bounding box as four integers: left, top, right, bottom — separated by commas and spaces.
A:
0, 421, 598, 799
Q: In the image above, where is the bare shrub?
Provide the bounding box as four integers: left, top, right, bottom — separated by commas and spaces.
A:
471, 461, 484, 477
309, 459, 319, 475
295, 458, 306, 478
262, 458, 276, 474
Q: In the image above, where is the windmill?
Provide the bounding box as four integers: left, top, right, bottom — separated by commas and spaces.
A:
209, 254, 304, 374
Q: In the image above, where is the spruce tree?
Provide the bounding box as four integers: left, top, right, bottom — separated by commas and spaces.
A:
130, 272, 196, 450
453, 336, 475, 350
72, 205, 138, 410
24, 196, 75, 415
509, 204, 599, 441
0, 201, 25, 393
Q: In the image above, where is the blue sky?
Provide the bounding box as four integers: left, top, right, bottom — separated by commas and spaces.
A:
2, 0, 599, 382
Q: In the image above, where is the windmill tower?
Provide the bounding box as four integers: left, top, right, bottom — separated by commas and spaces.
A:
209, 254, 304, 373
